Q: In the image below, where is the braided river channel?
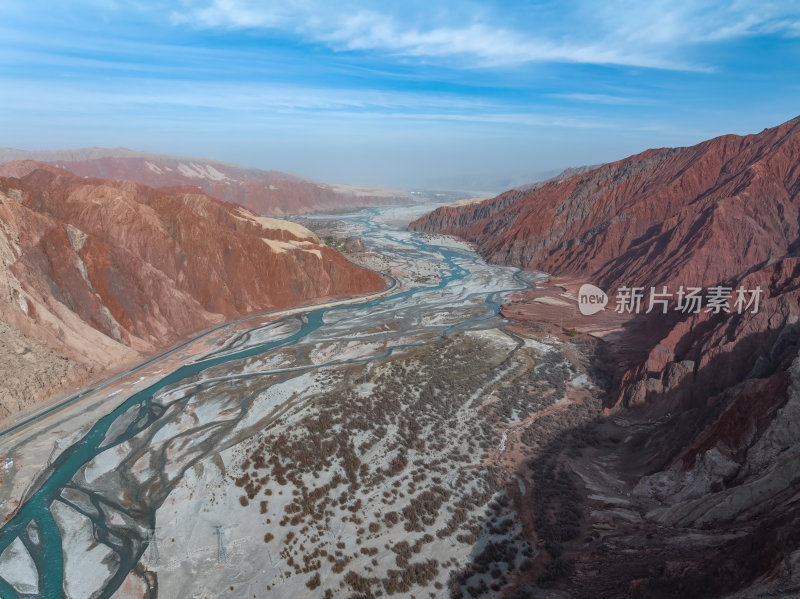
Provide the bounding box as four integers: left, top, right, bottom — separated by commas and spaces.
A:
0, 206, 537, 598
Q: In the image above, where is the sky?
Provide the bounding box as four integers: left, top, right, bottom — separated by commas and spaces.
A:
1, 1, 799, 191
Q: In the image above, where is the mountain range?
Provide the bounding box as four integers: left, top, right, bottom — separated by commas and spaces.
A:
0, 147, 411, 216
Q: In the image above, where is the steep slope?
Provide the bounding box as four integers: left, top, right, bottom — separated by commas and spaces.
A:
411, 117, 800, 291
412, 117, 800, 408
412, 117, 800, 597
0, 162, 385, 419
0, 148, 410, 215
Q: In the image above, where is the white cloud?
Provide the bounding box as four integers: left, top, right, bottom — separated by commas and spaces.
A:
170, 0, 800, 70
594, 0, 800, 45
318, 13, 676, 68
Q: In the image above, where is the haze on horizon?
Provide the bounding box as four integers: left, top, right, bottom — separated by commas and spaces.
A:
1, 0, 799, 192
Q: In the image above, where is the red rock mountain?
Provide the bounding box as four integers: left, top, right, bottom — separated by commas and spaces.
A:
412, 116, 800, 597
411, 116, 800, 405
0, 148, 410, 215
0, 161, 384, 417
411, 116, 800, 292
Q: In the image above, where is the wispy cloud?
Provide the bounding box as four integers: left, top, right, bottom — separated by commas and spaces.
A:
549, 93, 637, 105
595, 0, 800, 45
170, 0, 800, 70
317, 13, 687, 69
0, 76, 487, 115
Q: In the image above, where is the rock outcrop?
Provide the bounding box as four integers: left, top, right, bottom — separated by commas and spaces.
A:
0, 162, 385, 419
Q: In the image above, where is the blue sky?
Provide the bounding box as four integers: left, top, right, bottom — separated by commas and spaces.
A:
1, 1, 799, 190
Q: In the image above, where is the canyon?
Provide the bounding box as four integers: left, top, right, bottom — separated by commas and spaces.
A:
1, 117, 799, 598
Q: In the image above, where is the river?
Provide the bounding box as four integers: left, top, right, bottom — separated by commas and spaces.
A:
0, 205, 534, 598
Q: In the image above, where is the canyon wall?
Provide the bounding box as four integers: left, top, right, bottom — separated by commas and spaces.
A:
412, 116, 800, 597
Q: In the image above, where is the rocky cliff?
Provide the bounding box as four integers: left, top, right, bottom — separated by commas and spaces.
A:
411, 116, 800, 406
412, 117, 800, 597
411, 117, 800, 292
0, 162, 385, 419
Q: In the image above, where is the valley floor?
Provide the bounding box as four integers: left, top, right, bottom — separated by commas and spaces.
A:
2, 205, 595, 598
4, 205, 790, 599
